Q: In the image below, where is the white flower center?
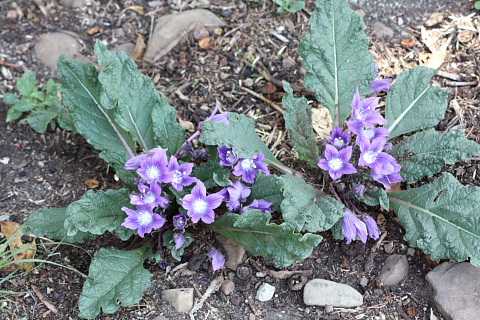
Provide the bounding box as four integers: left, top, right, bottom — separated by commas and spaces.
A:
192, 199, 208, 214
146, 166, 160, 180
137, 210, 153, 226
173, 170, 183, 184
356, 107, 368, 121
332, 137, 345, 148
328, 158, 343, 171
142, 191, 156, 204
363, 151, 377, 164
360, 126, 375, 139
241, 159, 256, 172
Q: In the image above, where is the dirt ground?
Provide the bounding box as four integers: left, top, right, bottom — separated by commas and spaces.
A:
1, 0, 480, 319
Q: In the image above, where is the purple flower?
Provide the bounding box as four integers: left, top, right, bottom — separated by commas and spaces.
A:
173, 233, 186, 249
329, 127, 351, 149
241, 199, 274, 214
347, 91, 387, 127
218, 146, 239, 166
209, 112, 231, 125
347, 121, 390, 142
317, 145, 357, 180
372, 162, 403, 189
361, 214, 381, 240
137, 148, 174, 184
168, 156, 196, 191
130, 182, 169, 208
218, 181, 251, 212
358, 137, 395, 170
193, 149, 208, 165
342, 209, 367, 244
370, 63, 392, 94
124, 147, 170, 171
180, 181, 223, 224
121, 205, 166, 238
173, 214, 188, 229
208, 250, 225, 271
352, 184, 366, 196
232, 152, 270, 183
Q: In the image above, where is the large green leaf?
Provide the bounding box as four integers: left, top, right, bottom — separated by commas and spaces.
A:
391, 129, 480, 183
95, 41, 160, 151
210, 210, 322, 267
248, 172, 285, 211
298, 0, 375, 126
64, 189, 135, 241
78, 247, 151, 319
57, 56, 135, 174
389, 173, 480, 266
25, 207, 95, 243
282, 81, 319, 168
192, 160, 231, 189
280, 174, 345, 232
200, 113, 280, 165
385, 66, 449, 138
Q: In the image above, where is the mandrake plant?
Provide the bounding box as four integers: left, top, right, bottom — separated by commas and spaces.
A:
5, 0, 479, 318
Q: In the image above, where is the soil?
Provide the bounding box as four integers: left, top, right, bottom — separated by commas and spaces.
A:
1, 0, 480, 319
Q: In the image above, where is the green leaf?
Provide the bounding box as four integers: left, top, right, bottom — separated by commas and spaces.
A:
192, 161, 231, 189
288, 1, 305, 12
476, 1, 480, 10
3, 93, 19, 105
210, 210, 322, 267
25, 207, 95, 243
21, 108, 59, 133
17, 70, 37, 97
65, 189, 135, 241
385, 66, 449, 138
280, 174, 345, 232
248, 172, 285, 211
57, 55, 135, 173
389, 173, 480, 266
358, 188, 389, 211
213, 171, 232, 187
163, 230, 194, 261
6, 107, 23, 122
78, 247, 151, 319
391, 129, 480, 183
298, 0, 375, 126
11, 98, 36, 112
282, 81, 319, 168
200, 112, 281, 165
151, 93, 185, 156
95, 41, 157, 151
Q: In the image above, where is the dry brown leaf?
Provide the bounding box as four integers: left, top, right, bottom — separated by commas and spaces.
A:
84, 178, 100, 189
419, 27, 452, 69
261, 81, 277, 95
121, 5, 144, 15
386, 182, 402, 193
401, 38, 417, 49
0, 221, 36, 271
130, 33, 146, 61
87, 26, 101, 35
311, 107, 333, 141
425, 12, 444, 27
199, 37, 215, 50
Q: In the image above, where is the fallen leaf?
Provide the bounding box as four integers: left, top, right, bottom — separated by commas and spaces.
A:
199, 37, 215, 50
311, 106, 333, 141
401, 38, 417, 49
408, 307, 418, 316
87, 26, 101, 35
85, 178, 100, 189
0, 221, 36, 271
121, 5, 144, 15
425, 12, 444, 27
179, 119, 195, 132
130, 33, 146, 61
419, 27, 452, 69
386, 182, 402, 193
262, 81, 277, 95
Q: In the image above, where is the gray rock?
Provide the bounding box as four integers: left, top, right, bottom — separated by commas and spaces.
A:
303, 279, 363, 307
220, 279, 235, 295
161, 288, 193, 313
372, 22, 394, 39
377, 254, 409, 286
256, 283, 276, 302
217, 234, 245, 270
35, 32, 80, 70
60, 0, 85, 8
407, 247, 416, 256
144, 9, 226, 63
426, 262, 480, 320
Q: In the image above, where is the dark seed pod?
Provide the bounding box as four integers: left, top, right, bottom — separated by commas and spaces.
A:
236, 266, 252, 280
287, 273, 307, 291
193, 148, 208, 165
175, 142, 193, 160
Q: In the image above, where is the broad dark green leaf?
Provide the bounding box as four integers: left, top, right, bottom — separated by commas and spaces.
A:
385, 66, 449, 138
282, 81, 319, 167
390, 128, 480, 183
192, 160, 231, 189
78, 247, 151, 319
247, 172, 285, 211
298, 0, 376, 126
358, 188, 389, 211
389, 173, 480, 266
210, 210, 322, 267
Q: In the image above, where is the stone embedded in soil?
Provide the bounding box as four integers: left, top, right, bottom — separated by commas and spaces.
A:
217, 234, 245, 270
144, 9, 226, 63
220, 279, 235, 296
303, 279, 363, 307
60, 0, 85, 8
426, 262, 480, 320
377, 254, 409, 286
35, 32, 80, 70
372, 21, 394, 39
256, 283, 276, 302
161, 288, 194, 313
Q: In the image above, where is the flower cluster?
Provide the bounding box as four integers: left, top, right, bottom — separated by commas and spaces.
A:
218, 180, 274, 214
342, 208, 380, 244
218, 146, 271, 183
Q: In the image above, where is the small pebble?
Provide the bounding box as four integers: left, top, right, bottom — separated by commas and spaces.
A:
358, 277, 368, 287
256, 283, 275, 302
221, 279, 235, 295
407, 248, 416, 256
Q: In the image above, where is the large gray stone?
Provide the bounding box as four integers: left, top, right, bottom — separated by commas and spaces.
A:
161, 288, 193, 313
35, 32, 80, 70
377, 254, 409, 286
217, 234, 245, 270
303, 279, 363, 307
426, 262, 480, 320
144, 9, 225, 63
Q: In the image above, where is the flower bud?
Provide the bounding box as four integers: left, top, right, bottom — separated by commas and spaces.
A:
175, 142, 193, 160
193, 148, 208, 165
352, 184, 365, 196
173, 214, 188, 229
